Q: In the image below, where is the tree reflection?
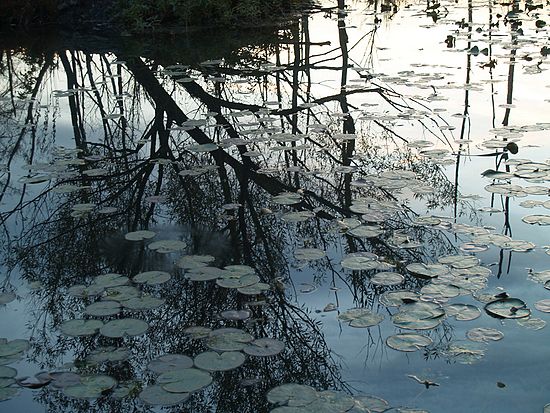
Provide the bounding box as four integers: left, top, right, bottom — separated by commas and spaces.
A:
0, 6, 485, 412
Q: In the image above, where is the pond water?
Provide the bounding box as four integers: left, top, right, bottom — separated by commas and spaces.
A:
1, 0, 550, 412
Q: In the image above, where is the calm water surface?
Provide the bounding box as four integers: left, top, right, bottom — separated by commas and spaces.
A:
1, 0, 549, 412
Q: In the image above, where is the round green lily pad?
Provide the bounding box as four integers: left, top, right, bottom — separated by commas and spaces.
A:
0, 378, 15, 388
84, 301, 121, 317
267, 383, 318, 407
94, 273, 129, 288
294, 248, 326, 261
133, 271, 171, 285
338, 308, 384, 328
391, 302, 446, 330
445, 304, 481, 321
0, 366, 16, 378
371, 272, 404, 286
0, 292, 16, 305
100, 318, 149, 338
535, 299, 550, 313
353, 395, 389, 412
87, 347, 130, 363
243, 338, 285, 357
308, 390, 355, 412
124, 230, 156, 241
147, 240, 187, 254
484, 298, 530, 319
466, 327, 504, 342
159, 368, 212, 393
104, 286, 141, 302
122, 295, 165, 311
60, 319, 103, 337
148, 354, 194, 374
139, 384, 190, 406
386, 333, 433, 352
194, 351, 245, 372
0, 387, 19, 401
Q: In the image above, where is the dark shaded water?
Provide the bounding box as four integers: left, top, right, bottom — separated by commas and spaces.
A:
0, 0, 550, 412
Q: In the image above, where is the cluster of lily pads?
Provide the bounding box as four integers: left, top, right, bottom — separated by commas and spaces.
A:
266, 383, 426, 413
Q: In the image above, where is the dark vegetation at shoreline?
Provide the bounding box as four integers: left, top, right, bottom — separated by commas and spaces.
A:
0, 0, 310, 33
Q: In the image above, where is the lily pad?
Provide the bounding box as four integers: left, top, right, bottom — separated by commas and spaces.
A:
148, 354, 194, 374
341, 252, 379, 271
100, 318, 149, 338
338, 308, 384, 328
354, 395, 390, 412
123, 295, 165, 311
87, 347, 130, 363
94, 273, 129, 288
485, 298, 530, 319
84, 301, 121, 317
243, 338, 285, 357
158, 368, 212, 393
535, 299, 550, 313
406, 263, 449, 279
194, 351, 245, 372
0, 387, 19, 402
139, 384, 190, 406
386, 333, 433, 352
147, 240, 187, 254
60, 319, 103, 337
124, 230, 156, 241
371, 272, 404, 286
466, 327, 504, 342
0, 366, 16, 378
0, 292, 16, 305
391, 302, 446, 330
294, 248, 326, 261
267, 383, 318, 407
272, 192, 302, 205
133, 271, 171, 285
445, 304, 481, 321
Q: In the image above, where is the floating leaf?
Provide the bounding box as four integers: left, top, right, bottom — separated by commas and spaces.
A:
354, 395, 390, 412
0, 387, 19, 401
194, 351, 245, 372
341, 252, 379, 271
148, 240, 187, 254
535, 299, 550, 313
124, 230, 156, 241
339, 308, 384, 328
485, 298, 530, 319
0, 292, 16, 305
445, 304, 481, 321
148, 354, 193, 374
158, 368, 212, 393
392, 302, 446, 330
517, 317, 546, 330
522, 215, 550, 226
94, 273, 129, 288
272, 192, 302, 205
466, 327, 504, 342
100, 318, 149, 338
87, 347, 129, 363
370, 272, 404, 286
294, 248, 326, 261
386, 333, 433, 352
0, 366, 16, 378
139, 385, 190, 406
243, 338, 285, 357
133, 271, 171, 285
267, 383, 318, 407
60, 320, 103, 337
407, 263, 449, 279
84, 301, 121, 317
